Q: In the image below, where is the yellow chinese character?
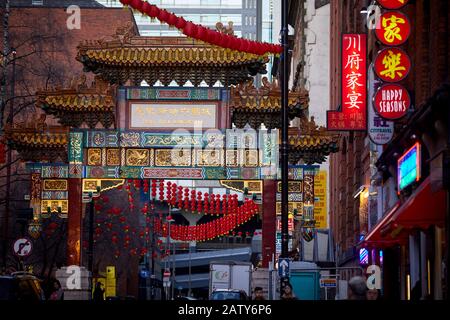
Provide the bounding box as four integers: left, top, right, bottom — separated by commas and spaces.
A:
380, 50, 406, 79
382, 15, 406, 43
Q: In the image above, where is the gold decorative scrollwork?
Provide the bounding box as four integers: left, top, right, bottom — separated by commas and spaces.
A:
43, 179, 68, 191
126, 149, 149, 166
87, 148, 102, 166
106, 148, 121, 166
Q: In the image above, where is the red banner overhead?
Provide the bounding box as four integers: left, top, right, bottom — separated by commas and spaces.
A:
327, 34, 367, 131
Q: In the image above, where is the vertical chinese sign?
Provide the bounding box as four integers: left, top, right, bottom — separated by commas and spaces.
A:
327, 34, 367, 131
313, 171, 328, 229
373, 1, 412, 121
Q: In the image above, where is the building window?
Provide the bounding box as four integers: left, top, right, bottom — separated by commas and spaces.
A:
32, 0, 43, 5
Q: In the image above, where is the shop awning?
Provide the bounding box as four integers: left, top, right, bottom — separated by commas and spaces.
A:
362, 177, 446, 248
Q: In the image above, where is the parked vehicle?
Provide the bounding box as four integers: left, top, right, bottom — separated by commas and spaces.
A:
209, 261, 252, 297
209, 289, 248, 300
0, 272, 45, 301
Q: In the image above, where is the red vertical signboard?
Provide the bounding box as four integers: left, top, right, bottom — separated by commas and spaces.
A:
327, 34, 367, 131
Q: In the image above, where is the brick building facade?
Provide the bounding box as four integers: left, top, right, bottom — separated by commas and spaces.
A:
328, 0, 450, 299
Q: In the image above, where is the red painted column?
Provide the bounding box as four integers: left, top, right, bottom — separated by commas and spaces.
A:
262, 180, 276, 268
67, 178, 82, 266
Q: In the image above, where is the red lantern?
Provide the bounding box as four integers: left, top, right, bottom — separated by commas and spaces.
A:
171, 183, 177, 206
94, 203, 102, 213
148, 5, 160, 19
215, 194, 221, 215
158, 9, 170, 23
205, 28, 216, 43
183, 22, 198, 38
167, 12, 178, 26
120, 0, 131, 5
130, 0, 142, 10
119, 216, 126, 223
222, 194, 227, 215
196, 26, 208, 42
48, 222, 58, 230
204, 193, 209, 215
175, 16, 187, 30
177, 186, 183, 208
229, 37, 240, 51
141, 1, 150, 14
159, 180, 165, 200
197, 191, 203, 213
95, 227, 102, 236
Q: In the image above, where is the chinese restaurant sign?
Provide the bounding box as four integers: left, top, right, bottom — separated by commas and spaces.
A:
129, 103, 217, 129
377, 0, 409, 10
397, 142, 421, 192
313, 170, 328, 229
374, 47, 411, 83
373, 3, 412, 123
327, 34, 367, 131
375, 11, 411, 46
374, 84, 411, 120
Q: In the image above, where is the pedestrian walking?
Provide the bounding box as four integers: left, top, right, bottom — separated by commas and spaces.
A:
49, 279, 64, 300
366, 288, 381, 300
253, 287, 266, 300
280, 283, 297, 300
93, 281, 105, 301
347, 276, 367, 300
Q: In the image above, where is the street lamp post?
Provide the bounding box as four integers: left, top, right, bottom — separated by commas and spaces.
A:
188, 244, 192, 296
2, 48, 16, 270
280, 0, 290, 294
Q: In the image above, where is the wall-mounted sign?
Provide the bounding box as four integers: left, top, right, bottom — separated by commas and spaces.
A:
377, 0, 409, 10
368, 95, 394, 145
374, 83, 411, 120
375, 11, 411, 46
129, 103, 217, 129
327, 34, 367, 131
397, 142, 421, 192
313, 171, 328, 229
374, 47, 411, 83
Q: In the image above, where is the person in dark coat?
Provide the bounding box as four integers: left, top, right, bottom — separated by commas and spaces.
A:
93, 282, 105, 301
347, 276, 367, 300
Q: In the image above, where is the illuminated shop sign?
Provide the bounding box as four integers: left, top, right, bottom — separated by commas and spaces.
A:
397, 142, 421, 191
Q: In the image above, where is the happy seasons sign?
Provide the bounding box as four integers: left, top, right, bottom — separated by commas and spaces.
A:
374, 84, 411, 120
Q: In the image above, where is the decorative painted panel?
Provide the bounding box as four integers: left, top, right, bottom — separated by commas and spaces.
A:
244, 150, 259, 167
68, 132, 83, 164
106, 149, 121, 166
126, 88, 222, 101
195, 150, 223, 167
41, 191, 68, 200
41, 200, 69, 214
277, 181, 303, 193
276, 202, 303, 215
155, 149, 192, 167
87, 148, 102, 166
125, 149, 151, 166
43, 179, 68, 191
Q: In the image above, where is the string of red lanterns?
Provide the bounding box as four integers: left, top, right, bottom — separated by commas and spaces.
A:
95, 179, 258, 255
118, 0, 282, 56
